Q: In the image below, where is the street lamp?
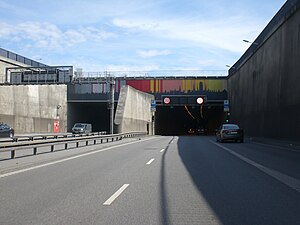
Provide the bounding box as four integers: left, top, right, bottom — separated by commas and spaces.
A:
56, 105, 61, 118
226, 65, 236, 69
243, 39, 258, 45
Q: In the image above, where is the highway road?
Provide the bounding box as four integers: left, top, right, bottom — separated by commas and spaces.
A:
0, 135, 299, 225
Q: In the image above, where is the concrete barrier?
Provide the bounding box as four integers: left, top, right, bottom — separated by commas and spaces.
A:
114, 85, 155, 134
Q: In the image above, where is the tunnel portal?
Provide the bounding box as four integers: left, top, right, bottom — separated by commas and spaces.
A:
155, 104, 224, 135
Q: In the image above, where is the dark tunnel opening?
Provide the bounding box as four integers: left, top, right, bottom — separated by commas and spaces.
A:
68, 102, 224, 136
68, 102, 112, 133
155, 104, 224, 135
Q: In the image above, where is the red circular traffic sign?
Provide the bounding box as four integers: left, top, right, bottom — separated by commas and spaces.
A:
163, 97, 171, 104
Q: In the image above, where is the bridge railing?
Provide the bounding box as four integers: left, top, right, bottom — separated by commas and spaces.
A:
0, 131, 147, 159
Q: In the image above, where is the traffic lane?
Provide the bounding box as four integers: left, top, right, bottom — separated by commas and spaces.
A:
0, 136, 173, 225
212, 137, 300, 180
95, 140, 174, 225
159, 136, 222, 225
0, 137, 146, 174
177, 136, 300, 225
95, 136, 222, 225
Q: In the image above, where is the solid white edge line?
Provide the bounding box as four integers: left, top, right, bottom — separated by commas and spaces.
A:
210, 140, 300, 193
146, 158, 155, 165
0, 137, 158, 179
103, 184, 130, 206
160, 149, 165, 152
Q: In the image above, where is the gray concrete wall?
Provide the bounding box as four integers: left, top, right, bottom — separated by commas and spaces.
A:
0, 85, 67, 133
228, 0, 300, 141
114, 85, 154, 134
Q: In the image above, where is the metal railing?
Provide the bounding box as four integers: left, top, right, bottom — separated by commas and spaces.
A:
0, 131, 147, 159
0, 48, 47, 68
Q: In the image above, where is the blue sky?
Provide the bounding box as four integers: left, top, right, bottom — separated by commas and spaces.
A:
0, 0, 286, 74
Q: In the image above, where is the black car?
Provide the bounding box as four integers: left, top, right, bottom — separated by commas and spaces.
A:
0, 123, 14, 138
216, 124, 244, 143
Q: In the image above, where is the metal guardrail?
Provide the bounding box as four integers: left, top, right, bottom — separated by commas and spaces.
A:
0, 132, 147, 159
0, 131, 107, 143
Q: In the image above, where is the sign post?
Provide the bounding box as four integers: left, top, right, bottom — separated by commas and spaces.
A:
151, 99, 156, 112
224, 100, 229, 112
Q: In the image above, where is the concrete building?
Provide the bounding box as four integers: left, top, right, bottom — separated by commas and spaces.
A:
0, 48, 67, 133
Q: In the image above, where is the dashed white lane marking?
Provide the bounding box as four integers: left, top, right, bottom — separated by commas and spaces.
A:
103, 184, 130, 206
211, 141, 300, 193
146, 158, 155, 165
160, 149, 165, 152
0, 137, 157, 179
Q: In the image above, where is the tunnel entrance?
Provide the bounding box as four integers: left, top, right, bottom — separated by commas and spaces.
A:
68, 102, 112, 133
155, 104, 224, 135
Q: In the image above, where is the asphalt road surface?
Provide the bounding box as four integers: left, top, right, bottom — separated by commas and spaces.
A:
0, 136, 299, 225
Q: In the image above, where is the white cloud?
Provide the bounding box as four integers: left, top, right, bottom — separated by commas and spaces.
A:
137, 49, 172, 58
106, 64, 160, 72
112, 18, 159, 31
0, 22, 116, 50
113, 16, 265, 53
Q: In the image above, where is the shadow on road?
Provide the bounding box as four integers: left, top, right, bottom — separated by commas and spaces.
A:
176, 136, 300, 225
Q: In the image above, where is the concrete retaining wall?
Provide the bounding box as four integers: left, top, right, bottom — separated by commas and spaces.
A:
114, 85, 154, 134
0, 85, 67, 133
228, 0, 300, 141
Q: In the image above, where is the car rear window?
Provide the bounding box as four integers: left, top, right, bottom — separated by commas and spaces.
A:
74, 124, 85, 128
223, 124, 239, 130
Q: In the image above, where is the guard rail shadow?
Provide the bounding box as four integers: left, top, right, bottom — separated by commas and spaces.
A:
0, 132, 147, 159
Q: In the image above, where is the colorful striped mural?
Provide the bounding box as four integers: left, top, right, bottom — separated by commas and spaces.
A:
116, 79, 226, 93
74, 78, 227, 94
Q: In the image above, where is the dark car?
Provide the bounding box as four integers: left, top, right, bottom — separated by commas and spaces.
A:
196, 126, 208, 135
0, 123, 14, 138
216, 124, 244, 143
72, 123, 92, 134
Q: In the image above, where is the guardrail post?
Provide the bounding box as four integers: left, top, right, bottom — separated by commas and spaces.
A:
11, 150, 15, 159
65, 143, 68, 149
51, 145, 54, 152
33, 147, 37, 155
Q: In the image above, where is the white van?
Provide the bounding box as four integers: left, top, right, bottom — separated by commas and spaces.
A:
72, 123, 92, 134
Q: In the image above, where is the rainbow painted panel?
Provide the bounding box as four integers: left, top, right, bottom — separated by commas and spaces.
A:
118, 79, 226, 93
88, 79, 227, 94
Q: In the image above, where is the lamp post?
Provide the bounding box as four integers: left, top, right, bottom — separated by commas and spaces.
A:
243, 39, 259, 45
226, 65, 236, 69
106, 73, 115, 135
56, 105, 61, 119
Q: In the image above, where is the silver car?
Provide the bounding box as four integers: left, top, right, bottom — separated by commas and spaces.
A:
216, 124, 244, 143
